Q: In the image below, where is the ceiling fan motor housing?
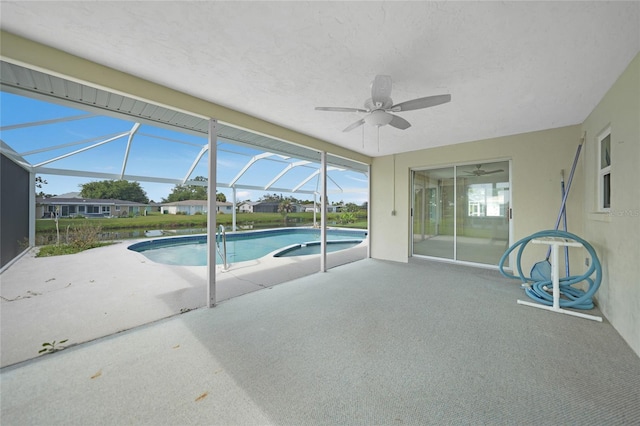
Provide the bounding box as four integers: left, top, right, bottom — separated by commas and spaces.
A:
364, 97, 393, 111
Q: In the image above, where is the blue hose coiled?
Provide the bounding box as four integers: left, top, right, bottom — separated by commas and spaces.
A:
498, 230, 601, 310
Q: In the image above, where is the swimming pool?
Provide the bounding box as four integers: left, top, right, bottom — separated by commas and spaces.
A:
128, 228, 367, 266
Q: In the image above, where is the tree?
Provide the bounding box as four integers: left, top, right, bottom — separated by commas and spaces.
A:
35, 176, 47, 188
259, 193, 284, 203
344, 202, 360, 213
164, 176, 207, 202
80, 180, 149, 203
278, 199, 294, 224
35, 176, 56, 198
163, 176, 226, 203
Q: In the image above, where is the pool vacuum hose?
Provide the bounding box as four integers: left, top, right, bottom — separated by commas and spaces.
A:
498, 230, 601, 310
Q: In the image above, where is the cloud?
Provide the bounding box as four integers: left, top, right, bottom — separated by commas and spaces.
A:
236, 190, 252, 199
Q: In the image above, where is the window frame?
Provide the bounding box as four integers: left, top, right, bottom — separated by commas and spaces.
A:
597, 126, 611, 212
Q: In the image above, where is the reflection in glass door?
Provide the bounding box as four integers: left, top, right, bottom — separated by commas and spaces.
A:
413, 167, 455, 259
412, 161, 510, 266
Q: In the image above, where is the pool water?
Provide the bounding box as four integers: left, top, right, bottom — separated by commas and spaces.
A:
128, 228, 367, 266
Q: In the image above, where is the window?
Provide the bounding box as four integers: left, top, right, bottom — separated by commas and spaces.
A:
466, 182, 509, 218
102, 206, 111, 214
598, 128, 611, 211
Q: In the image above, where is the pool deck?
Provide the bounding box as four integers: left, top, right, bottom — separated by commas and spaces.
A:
0, 236, 367, 367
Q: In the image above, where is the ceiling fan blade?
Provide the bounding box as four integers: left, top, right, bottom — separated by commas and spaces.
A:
388, 114, 411, 130
315, 106, 368, 113
391, 94, 451, 112
371, 75, 392, 107
343, 118, 366, 132
483, 169, 504, 175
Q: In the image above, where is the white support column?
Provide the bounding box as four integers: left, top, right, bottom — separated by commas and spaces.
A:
232, 186, 237, 232
29, 171, 36, 247
182, 145, 209, 184
313, 192, 317, 227
33, 132, 129, 168
120, 122, 141, 179
320, 151, 327, 272
367, 165, 371, 259
207, 119, 218, 308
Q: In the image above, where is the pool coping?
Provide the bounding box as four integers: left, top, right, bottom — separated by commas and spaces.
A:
127, 226, 368, 264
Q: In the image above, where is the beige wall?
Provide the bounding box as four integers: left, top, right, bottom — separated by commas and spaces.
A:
580, 53, 639, 355
371, 125, 583, 271
371, 53, 639, 356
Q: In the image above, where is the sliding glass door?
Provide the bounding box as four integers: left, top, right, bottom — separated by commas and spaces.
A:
412, 161, 510, 266
413, 167, 455, 259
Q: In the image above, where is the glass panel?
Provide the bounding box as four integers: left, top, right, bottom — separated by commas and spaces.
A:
603, 173, 610, 209
412, 167, 454, 260
600, 134, 611, 169
455, 162, 510, 265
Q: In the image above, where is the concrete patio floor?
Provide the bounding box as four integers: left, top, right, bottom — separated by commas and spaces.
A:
0, 236, 367, 367
2, 257, 638, 425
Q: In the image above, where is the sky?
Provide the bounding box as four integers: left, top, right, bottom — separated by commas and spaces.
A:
1, 91, 369, 205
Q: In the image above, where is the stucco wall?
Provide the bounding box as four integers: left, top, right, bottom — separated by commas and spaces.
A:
371, 53, 639, 356
371, 124, 583, 273
580, 53, 639, 355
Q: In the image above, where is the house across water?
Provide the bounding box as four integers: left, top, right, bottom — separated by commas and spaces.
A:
37, 192, 151, 218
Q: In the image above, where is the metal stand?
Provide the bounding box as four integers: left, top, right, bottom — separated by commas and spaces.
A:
518, 238, 602, 322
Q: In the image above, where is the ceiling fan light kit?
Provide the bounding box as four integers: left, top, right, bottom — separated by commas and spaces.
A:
315, 75, 451, 134
364, 110, 393, 127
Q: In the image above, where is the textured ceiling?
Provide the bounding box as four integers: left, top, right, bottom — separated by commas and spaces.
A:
1, 1, 638, 158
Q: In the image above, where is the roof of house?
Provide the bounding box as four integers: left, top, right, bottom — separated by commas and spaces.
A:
54, 192, 81, 198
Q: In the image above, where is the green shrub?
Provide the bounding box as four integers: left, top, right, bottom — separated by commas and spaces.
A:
37, 222, 110, 257
339, 212, 356, 224
67, 222, 102, 249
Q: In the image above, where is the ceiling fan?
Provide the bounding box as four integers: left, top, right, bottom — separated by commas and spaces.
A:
465, 164, 504, 176
315, 75, 451, 132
